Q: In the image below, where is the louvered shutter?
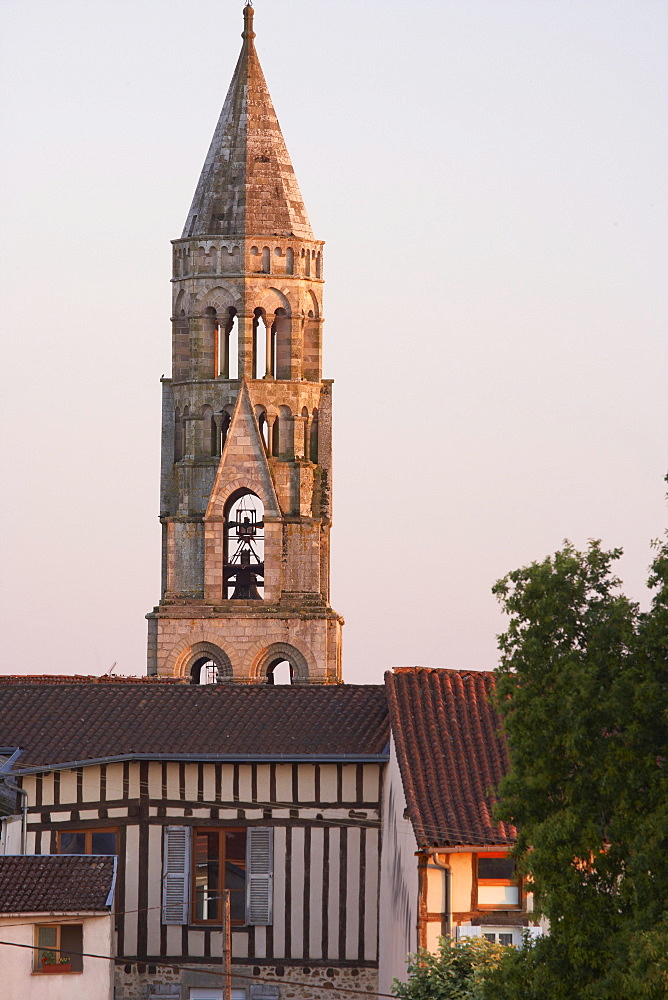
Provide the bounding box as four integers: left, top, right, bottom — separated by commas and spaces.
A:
246, 827, 273, 925
162, 825, 191, 925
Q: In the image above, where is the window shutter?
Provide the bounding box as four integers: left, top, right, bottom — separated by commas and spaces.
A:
162, 825, 191, 925
246, 827, 273, 925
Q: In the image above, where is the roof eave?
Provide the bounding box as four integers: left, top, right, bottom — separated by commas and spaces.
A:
12, 751, 390, 775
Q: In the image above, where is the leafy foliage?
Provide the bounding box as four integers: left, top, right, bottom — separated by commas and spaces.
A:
488, 530, 668, 998
392, 937, 507, 1000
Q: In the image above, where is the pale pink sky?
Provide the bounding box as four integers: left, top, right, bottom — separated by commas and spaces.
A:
1, 0, 666, 683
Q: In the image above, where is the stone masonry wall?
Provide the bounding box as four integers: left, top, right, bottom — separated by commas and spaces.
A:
114, 962, 378, 1000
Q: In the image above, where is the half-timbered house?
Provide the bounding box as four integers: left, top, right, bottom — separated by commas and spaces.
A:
0, 675, 388, 999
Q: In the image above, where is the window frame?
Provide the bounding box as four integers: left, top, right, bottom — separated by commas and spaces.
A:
33, 922, 83, 974
191, 826, 247, 926
476, 851, 521, 910
57, 827, 119, 855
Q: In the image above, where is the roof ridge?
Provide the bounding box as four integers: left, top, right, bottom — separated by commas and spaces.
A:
0, 675, 186, 684
389, 666, 496, 677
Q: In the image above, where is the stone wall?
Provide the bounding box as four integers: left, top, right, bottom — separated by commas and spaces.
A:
114, 962, 378, 1000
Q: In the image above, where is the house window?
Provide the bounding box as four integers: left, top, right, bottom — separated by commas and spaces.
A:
193, 828, 247, 923
477, 852, 520, 907
58, 829, 118, 855
162, 825, 273, 927
34, 923, 83, 973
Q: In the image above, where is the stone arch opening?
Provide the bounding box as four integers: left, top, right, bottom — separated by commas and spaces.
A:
180, 642, 233, 684
220, 306, 238, 379
224, 488, 264, 599
254, 643, 311, 685
253, 307, 269, 379
255, 405, 269, 455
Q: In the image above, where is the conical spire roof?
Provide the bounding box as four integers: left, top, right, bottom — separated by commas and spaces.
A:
183, 5, 314, 241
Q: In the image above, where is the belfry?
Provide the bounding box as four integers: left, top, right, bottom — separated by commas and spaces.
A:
147, 4, 343, 684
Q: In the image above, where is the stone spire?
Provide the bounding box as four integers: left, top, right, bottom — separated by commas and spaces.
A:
183, 4, 313, 241
147, 3, 341, 686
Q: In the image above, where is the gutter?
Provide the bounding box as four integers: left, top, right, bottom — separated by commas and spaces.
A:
0, 910, 113, 920
426, 849, 451, 937
10, 751, 389, 776
422, 844, 514, 854
105, 856, 118, 909
19, 788, 28, 854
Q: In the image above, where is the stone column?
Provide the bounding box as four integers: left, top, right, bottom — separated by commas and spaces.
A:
265, 320, 273, 377
267, 415, 277, 456
213, 414, 225, 456
292, 413, 307, 460
289, 313, 303, 381
237, 311, 255, 380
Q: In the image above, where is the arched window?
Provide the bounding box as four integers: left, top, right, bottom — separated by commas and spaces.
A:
253, 308, 268, 379
215, 409, 231, 457
185, 644, 233, 684
256, 643, 310, 684
224, 489, 264, 600
256, 407, 269, 454
262, 246, 270, 273
219, 307, 238, 379
286, 247, 294, 275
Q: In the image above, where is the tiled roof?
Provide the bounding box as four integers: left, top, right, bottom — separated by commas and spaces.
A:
385, 668, 515, 849
0, 855, 115, 913
0, 677, 389, 767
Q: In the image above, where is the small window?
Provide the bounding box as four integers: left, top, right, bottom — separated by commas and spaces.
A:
34, 923, 83, 973
499, 932, 514, 946
477, 852, 519, 908
483, 932, 496, 943
58, 829, 118, 855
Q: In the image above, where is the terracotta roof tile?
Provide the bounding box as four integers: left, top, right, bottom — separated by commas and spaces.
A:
0, 678, 388, 766
385, 667, 515, 848
0, 855, 115, 913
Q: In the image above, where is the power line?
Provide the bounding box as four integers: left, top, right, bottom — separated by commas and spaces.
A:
0, 938, 399, 998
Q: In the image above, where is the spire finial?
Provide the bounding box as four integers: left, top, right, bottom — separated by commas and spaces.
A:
242, 3, 255, 40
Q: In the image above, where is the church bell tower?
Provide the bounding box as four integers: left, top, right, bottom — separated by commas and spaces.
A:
147, 4, 343, 684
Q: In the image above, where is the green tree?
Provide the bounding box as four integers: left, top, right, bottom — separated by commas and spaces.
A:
392, 937, 507, 1000
486, 533, 668, 999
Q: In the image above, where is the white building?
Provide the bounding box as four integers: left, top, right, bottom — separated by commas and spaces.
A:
0, 853, 116, 999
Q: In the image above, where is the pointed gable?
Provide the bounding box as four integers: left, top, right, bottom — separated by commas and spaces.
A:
206, 382, 281, 519
183, 4, 313, 241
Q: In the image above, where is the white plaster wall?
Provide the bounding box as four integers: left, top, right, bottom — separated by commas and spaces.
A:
378, 735, 418, 995
0, 913, 114, 1000
0, 817, 22, 855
